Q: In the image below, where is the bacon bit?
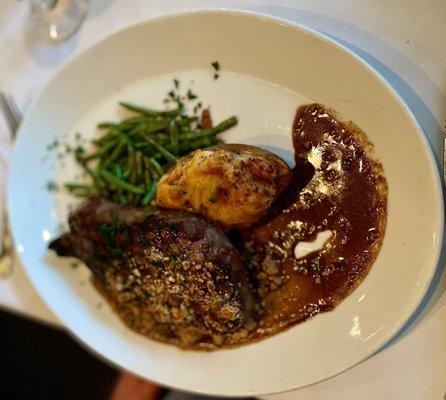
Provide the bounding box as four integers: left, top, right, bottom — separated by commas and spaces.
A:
201, 108, 213, 130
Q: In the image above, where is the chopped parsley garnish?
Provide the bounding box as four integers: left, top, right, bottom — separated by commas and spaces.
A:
193, 102, 203, 114
211, 61, 220, 79
209, 195, 217, 204
45, 180, 59, 192
46, 139, 59, 151
74, 145, 85, 157
187, 89, 197, 100
99, 223, 116, 245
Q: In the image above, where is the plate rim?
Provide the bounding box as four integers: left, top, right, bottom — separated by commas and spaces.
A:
8, 8, 445, 396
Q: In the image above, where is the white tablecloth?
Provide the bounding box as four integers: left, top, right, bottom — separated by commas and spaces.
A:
1, 1, 445, 399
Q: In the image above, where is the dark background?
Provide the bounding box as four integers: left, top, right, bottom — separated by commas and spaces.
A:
0, 310, 117, 400
0, 310, 254, 400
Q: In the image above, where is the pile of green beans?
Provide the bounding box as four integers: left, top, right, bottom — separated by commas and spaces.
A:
65, 101, 238, 206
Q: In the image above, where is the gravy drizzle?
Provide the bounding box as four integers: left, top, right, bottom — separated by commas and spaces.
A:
241, 103, 388, 341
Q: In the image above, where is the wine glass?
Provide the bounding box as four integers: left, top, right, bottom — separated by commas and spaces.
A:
30, 0, 89, 43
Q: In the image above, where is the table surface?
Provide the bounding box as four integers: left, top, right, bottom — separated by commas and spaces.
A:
1, 1, 445, 399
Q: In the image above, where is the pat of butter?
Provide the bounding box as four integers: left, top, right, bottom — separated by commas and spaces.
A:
294, 230, 332, 259
307, 146, 323, 169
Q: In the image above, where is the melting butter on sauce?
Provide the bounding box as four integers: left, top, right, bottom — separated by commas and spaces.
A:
294, 230, 332, 259
240, 103, 387, 342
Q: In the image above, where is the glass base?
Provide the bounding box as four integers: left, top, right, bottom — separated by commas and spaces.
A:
30, 0, 89, 43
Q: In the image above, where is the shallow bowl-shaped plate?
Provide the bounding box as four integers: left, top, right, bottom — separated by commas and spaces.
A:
8, 10, 443, 396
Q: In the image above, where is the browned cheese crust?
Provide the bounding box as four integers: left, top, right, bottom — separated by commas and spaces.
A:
156, 144, 292, 229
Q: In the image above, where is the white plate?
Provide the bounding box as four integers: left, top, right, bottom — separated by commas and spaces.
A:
8, 10, 443, 396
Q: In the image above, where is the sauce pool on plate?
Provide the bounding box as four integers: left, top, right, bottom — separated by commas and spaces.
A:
241, 103, 388, 341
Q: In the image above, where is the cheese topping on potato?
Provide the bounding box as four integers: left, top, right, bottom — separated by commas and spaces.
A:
156, 144, 292, 228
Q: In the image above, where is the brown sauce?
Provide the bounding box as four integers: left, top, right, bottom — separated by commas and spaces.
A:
239, 103, 388, 342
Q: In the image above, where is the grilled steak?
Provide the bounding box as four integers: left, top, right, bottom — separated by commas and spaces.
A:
49, 198, 257, 349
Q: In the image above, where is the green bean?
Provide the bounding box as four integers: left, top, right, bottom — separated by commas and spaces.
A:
114, 164, 125, 204
178, 137, 219, 154
119, 101, 180, 117
114, 164, 123, 179
124, 146, 135, 178
65, 189, 97, 198
78, 160, 98, 180
82, 139, 117, 161
212, 116, 238, 132
135, 151, 143, 178
147, 157, 164, 176
78, 160, 108, 196
65, 100, 238, 206
100, 170, 145, 194
133, 142, 150, 149
179, 131, 211, 141
142, 156, 158, 179
118, 193, 128, 205
94, 129, 120, 145
169, 119, 179, 151
97, 122, 119, 129
65, 182, 96, 191
130, 153, 138, 184
93, 133, 116, 147
144, 170, 152, 187
129, 121, 170, 137
119, 116, 158, 131
122, 116, 153, 124
102, 138, 126, 168
179, 116, 238, 141
112, 131, 131, 144
141, 181, 157, 205
140, 134, 178, 164
177, 116, 199, 124
71, 192, 96, 198
153, 132, 170, 142
97, 118, 149, 135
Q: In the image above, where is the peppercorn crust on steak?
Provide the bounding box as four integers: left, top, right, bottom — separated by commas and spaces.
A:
49, 198, 258, 349
156, 144, 292, 229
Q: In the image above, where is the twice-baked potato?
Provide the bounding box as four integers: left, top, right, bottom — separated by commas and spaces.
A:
156, 144, 292, 228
